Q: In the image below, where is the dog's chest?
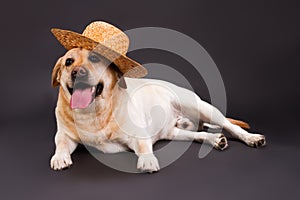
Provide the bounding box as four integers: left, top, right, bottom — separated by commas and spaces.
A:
77, 129, 105, 145
76, 129, 128, 153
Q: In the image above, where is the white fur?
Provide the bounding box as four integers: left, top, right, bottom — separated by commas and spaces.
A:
50, 49, 266, 173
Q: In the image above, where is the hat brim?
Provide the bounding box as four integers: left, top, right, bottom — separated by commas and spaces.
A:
51, 28, 147, 78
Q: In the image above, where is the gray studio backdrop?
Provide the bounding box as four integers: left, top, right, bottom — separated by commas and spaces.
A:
0, 0, 299, 200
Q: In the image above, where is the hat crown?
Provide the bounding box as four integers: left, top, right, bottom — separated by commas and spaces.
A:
82, 21, 129, 55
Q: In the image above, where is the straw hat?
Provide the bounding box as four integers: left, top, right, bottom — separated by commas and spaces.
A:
51, 21, 147, 78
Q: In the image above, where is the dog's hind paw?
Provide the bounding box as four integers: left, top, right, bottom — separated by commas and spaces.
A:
137, 154, 160, 173
50, 152, 73, 170
212, 133, 228, 150
244, 134, 266, 147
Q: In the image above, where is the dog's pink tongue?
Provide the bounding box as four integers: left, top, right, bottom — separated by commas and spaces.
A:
70, 88, 94, 109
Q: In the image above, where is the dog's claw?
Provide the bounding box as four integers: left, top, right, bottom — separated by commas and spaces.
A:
258, 139, 265, 146
213, 133, 228, 151
245, 134, 266, 148
50, 152, 73, 170
137, 154, 160, 173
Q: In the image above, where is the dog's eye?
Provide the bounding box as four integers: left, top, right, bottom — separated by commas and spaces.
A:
65, 58, 74, 67
88, 53, 101, 63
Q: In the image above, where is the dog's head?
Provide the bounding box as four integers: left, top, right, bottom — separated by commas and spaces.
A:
52, 48, 126, 109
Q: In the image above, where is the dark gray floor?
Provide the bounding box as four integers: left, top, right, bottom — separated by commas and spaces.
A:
0, 114, 299, 200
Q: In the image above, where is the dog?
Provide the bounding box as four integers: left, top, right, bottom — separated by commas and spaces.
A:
50, 47, 266, 173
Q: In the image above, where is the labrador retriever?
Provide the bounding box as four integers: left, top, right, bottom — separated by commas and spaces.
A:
50, 48, 266, 172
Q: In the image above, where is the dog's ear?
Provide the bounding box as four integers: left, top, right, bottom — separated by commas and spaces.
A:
51, 57, 62, 87
117, 74, 127, 89
110, 63, 127, 89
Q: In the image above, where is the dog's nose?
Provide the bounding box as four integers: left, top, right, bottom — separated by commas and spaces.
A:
71, 67, 88, 80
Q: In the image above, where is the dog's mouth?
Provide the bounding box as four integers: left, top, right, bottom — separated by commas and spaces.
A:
67, 82, 104, 109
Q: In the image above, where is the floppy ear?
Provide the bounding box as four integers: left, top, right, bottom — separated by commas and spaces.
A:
110, 63, 127, 89
118, 76, 127, 89
51, 57, 62, 87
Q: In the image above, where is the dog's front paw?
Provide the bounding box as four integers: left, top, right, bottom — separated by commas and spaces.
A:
50, 152, 72, 170
137, 154, 160, 173
244, 134, 266, 147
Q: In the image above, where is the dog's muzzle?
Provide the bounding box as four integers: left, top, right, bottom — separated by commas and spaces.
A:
71, 66, 88, 82
67, 67, 104, 109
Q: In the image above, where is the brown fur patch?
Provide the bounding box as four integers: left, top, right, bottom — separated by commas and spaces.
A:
227, 118, 250, 129
52, 58, 62, 87
137, 140, 151, 154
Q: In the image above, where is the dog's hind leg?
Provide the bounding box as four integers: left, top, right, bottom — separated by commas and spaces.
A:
165, 127, 228, 150
170, 85, 265, 147
194, 100, 266, 147
175, 117, 221, 132
202, 123, 221, 130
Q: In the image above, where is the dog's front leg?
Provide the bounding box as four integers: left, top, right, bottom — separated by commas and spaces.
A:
50, 132, 78, 170
131, 139, 159, 173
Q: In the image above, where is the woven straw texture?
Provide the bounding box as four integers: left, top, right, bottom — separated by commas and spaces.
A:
51, 21, 147, 78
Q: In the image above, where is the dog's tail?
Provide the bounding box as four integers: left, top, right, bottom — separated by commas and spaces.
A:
226, 118, 250, 129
